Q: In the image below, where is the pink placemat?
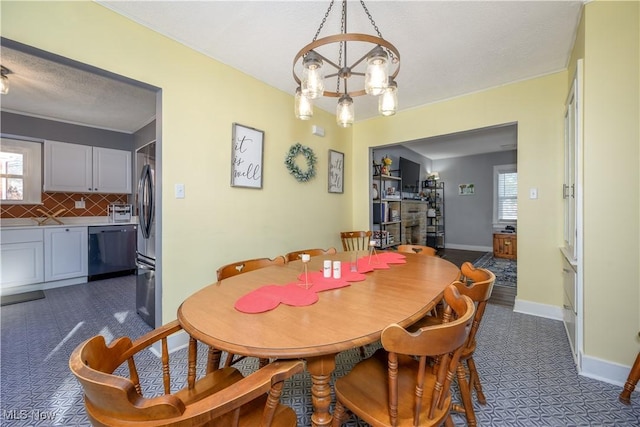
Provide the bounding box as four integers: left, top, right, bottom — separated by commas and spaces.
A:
234, 283, 319, 314
234, 252, 407, 314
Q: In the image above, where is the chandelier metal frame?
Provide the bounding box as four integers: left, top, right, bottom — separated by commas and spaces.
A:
292, 0, 400, 123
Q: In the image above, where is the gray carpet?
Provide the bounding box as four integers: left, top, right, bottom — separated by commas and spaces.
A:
1, 275, 638, 426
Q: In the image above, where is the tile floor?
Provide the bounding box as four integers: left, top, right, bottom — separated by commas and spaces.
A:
1, 275, 638, 426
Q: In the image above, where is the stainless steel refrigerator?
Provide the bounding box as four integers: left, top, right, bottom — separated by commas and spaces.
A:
136, 141, 156, 328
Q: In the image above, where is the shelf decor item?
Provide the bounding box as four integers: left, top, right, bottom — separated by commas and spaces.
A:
328, 149, 344, 193
381, 155, 392, 175
285, 143, 317, 182
231, 123, 264, 189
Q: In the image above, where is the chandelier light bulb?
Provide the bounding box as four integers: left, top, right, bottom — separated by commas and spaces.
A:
295, 87, 313, 120
302, 51, 325, 100
379, 78, 398, 116
365, 46, 389, 96
336, 94, 354, 128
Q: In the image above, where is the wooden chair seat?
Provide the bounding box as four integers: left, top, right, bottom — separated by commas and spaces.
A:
216, 256, 286, 368
69, 320, 303, 427
284, 247, 337, 263
333, 285, 475, 427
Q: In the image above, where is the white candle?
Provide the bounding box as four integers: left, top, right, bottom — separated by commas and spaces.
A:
323, 260, 332, 278
301, 254, 311, 262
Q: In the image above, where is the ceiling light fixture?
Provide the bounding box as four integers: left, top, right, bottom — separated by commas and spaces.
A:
0, 66, 11, 95
293, 0, 400, 127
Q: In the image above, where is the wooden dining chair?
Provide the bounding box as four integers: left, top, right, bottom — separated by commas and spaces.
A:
620, 340, 640, 404
216, 256, 286, 368
69, 320, 304, 427
340, 231, 372, 251
397, 244, 437, 256
284, 247, 337, 263
332, 284, 475, 427
408, 261, 496, 427
216, 256, 286, 282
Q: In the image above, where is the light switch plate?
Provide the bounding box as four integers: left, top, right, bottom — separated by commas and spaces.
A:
175, 183, 185, 199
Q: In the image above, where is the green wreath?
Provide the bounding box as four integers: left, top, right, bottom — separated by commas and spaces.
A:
285, 143, 317, 182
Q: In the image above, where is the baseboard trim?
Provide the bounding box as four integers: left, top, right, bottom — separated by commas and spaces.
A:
581, 354, 633, 388
513, 298, 563, 321
514, 298, 634, 388
444, 243, 493, 252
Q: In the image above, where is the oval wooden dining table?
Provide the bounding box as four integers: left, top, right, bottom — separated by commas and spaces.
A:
177, 251, 460, 427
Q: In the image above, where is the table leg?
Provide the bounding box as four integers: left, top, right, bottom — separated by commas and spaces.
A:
306, 354, 337, 427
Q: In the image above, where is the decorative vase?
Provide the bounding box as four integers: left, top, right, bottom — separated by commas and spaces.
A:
372, 183, 379, 200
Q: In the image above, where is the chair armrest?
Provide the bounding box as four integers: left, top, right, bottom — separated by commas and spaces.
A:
120, 320, 182, 360
180, 359, 304, 419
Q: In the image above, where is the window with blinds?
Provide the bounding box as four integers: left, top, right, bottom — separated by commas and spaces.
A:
493, 164, 517, 224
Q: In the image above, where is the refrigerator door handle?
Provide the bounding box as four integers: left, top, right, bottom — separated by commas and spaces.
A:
138, 164, 154, 239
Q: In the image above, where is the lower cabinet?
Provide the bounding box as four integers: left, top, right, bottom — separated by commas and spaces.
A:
493, 233, 517, 260
1, 226, 88, 294
562, 255, 577, 359
0, 229, 44, 289
44, 227, 88, 281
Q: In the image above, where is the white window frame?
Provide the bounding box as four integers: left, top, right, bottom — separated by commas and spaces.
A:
493, 163, 517, 227
1, 137, 42, 205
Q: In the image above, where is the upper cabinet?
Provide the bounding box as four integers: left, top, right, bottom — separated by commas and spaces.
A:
563, 60, 583, 263
44, 140, 132, 194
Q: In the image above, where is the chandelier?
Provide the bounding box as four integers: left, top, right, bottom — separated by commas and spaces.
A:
293, 0, 400, 127
0, 66, 11, 95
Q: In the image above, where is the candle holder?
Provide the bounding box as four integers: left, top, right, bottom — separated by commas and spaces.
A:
368, 240, 379, 264
301, 254, 311, 289
350, 250, 358, 272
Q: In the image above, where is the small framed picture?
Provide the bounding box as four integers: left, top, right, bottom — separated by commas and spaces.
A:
231, 123, 264, 189
328, 149, 344, 193
458, 183, 475, 195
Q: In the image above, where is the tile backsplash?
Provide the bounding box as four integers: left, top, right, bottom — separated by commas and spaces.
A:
1, 193, 130, 219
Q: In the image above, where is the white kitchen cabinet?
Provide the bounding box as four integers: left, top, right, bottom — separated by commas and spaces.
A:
44, 226, 88, 282
0, 228, 44, 290
44, 140, 132, 194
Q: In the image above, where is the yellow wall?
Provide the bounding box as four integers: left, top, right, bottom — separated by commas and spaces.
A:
1, 1, 352, 321
3, 0, 638, 371
581, 1, 640, 364
354, 73, 567, 307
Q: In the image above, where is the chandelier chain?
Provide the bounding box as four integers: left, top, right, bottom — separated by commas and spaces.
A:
359, 0, 397, 63
313, 0, 335, 42
336, 0, 346, 94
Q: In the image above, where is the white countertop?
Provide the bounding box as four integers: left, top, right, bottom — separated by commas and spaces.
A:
0, 216, 138, 230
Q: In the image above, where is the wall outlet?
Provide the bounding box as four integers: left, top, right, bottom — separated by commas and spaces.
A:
74, 200, 85, 209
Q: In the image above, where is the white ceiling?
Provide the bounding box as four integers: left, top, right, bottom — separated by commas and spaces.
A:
0, 0, 583, 158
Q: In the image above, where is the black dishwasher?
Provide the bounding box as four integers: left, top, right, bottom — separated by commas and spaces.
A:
88, 225, 137, 280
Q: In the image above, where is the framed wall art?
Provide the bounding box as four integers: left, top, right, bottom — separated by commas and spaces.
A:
328, 149, 344, 193
458, 183, 475, 195
231, 123, 264, 189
